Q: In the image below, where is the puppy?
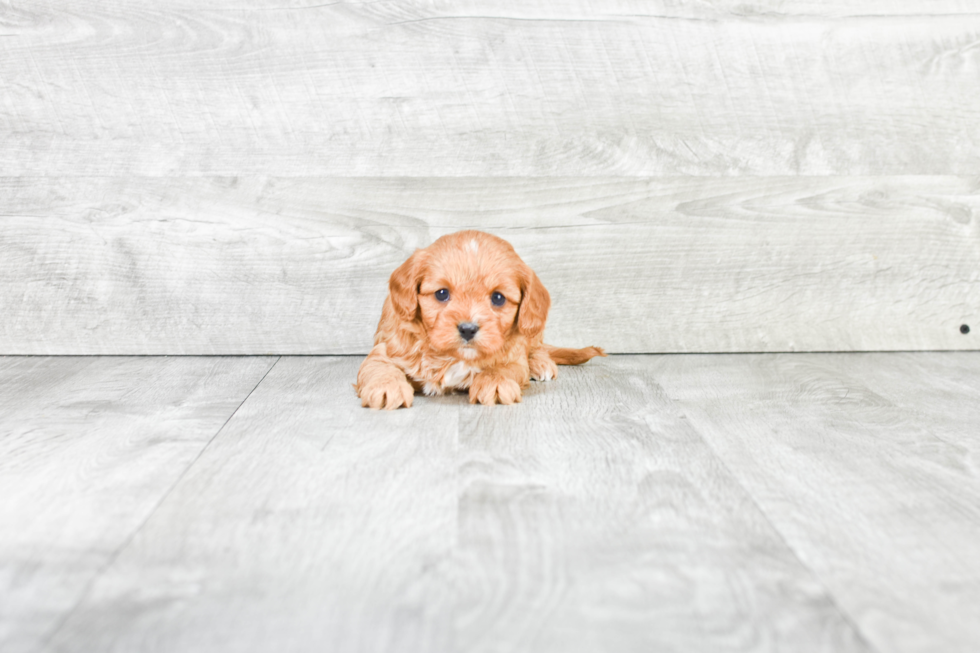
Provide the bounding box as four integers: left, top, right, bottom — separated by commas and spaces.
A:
355, 230, 605, 409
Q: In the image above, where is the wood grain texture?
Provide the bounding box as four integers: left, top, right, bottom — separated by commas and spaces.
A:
44, 357, 459, 653
4, 353, 980, 651
654, 352, 980, 653
2, 176, 976, 354
454, 357, 869, 653
2, 1, 980, 176
37, 356, 871, 653
0, 355, 275, 653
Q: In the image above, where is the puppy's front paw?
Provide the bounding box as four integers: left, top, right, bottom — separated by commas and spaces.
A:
529, 355, 558, 382
469, 374, 522, 406
358, 375, 415, 410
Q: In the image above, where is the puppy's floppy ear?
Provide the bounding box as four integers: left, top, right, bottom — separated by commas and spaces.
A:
388, 249, 426, 321
517, 263, 550, 339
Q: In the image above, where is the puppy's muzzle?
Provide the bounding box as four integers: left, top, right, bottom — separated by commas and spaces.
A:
457, 322, 479, 342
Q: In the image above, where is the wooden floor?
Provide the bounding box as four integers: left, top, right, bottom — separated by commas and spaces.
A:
1, 353, 978, 653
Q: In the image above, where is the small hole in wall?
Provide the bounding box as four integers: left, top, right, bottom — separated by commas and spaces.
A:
961, 324, 971, 335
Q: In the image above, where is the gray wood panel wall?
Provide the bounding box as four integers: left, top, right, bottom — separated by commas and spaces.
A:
2, 1, 978, 354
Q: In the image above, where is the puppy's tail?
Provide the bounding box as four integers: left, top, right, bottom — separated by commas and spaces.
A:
543, 344, 607, 366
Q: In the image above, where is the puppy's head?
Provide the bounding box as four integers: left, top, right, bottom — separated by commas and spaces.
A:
388, 231, 550, 360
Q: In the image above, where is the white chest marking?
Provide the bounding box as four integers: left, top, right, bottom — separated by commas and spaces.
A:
442, 361, 480, 390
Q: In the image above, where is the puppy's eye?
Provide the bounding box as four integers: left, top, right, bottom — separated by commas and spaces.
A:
491, 291, 506, 307
435, 288, 450, 302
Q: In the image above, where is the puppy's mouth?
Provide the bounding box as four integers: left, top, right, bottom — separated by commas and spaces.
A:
458, 344, 479, 360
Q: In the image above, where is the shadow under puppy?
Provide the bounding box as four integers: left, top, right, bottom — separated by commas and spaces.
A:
356, 230, 605, 409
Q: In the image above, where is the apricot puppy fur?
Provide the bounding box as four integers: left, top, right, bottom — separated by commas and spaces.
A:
355, 230, 605, 409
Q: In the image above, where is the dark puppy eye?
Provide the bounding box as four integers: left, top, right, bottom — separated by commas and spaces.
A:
491, 291, 506, 307
435, 288, 450, 302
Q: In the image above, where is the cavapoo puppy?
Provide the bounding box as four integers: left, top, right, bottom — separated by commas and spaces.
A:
356, 230, 605, 409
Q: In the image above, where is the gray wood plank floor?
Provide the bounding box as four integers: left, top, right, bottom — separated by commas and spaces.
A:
0, 356, 277, 653
2, 354, 978, 652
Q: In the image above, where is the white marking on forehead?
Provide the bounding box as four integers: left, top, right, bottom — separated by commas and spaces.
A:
468, 238, 479, 254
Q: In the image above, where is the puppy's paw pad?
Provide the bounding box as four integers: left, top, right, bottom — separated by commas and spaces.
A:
469, 376, 522, 406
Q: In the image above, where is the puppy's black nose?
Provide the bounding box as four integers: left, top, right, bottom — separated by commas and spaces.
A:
458, 322, 479, 342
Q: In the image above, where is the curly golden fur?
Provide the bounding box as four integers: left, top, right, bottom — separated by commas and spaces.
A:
355, 230, 605, 409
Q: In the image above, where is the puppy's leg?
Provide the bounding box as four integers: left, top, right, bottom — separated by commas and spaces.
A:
469, 360, 528, 406
528, 347, 558, 382
355, 344, 415, 410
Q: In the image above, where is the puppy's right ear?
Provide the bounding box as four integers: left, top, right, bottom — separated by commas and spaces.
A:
388, 249, 425, 321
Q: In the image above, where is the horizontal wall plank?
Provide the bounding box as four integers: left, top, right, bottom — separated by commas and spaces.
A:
1, 176, 976, 354
2, 1, 979, 176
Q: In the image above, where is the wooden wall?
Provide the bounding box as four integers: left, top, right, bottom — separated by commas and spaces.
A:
2, 1, 977, 354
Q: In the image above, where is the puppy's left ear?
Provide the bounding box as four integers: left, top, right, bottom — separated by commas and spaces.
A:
518, 264, 551, 339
